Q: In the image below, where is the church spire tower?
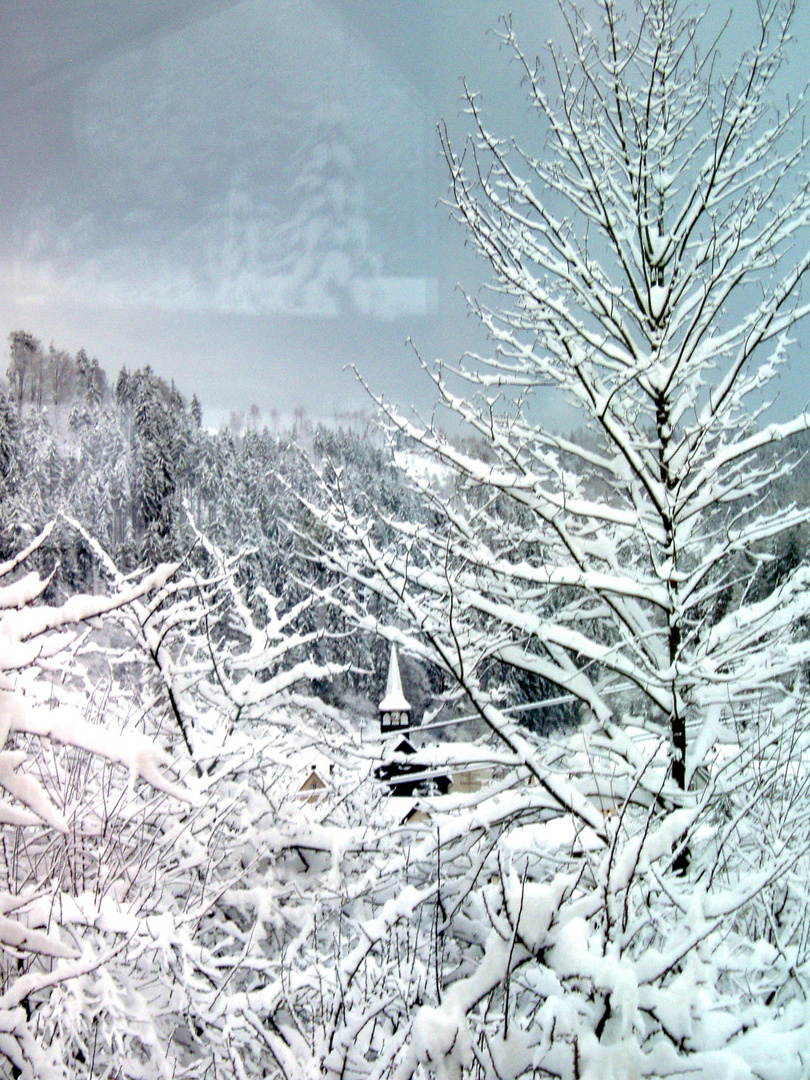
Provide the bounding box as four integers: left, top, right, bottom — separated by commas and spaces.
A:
378, 644, 411, 733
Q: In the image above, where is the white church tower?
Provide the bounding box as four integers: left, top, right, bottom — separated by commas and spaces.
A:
378, 644, 411, 733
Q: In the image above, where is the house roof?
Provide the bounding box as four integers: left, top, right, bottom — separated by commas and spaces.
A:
298, 767, 327, 793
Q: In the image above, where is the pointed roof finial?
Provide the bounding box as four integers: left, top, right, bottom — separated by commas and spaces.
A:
379, 643, 411, 715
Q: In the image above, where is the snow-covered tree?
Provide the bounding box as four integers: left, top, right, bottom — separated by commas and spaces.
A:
117, 367, 195, 563
6, 332, 42, 414
45, 344, 76, 411
299, 1, 810, 1075
315, 0, 810, 798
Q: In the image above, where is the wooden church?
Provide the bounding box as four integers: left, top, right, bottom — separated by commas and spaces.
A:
377, 644, 449, 797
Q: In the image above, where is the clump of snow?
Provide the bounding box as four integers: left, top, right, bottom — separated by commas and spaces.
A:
408, 1004, 473, 1080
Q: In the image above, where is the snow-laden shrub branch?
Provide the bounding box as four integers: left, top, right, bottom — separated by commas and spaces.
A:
0, 517, 368, 1078
0, 523, 193, 1078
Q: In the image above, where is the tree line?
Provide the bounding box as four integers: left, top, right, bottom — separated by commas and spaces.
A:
0, 339, 444, 715
2, 326, 808, 724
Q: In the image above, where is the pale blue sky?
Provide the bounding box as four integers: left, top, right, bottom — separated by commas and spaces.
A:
1, 1, 808, 425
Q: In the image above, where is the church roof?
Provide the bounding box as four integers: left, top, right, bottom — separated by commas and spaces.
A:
378, 643, 411, 713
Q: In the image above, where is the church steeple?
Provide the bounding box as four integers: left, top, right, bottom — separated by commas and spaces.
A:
378, 644, 411, 733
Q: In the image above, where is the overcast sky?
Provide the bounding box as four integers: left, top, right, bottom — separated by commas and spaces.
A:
2, 1, 809, 427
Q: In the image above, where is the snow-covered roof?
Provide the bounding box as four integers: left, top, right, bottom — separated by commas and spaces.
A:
381, 796, 431, 827
378, 643, 411, 713
381, 736, 416, 758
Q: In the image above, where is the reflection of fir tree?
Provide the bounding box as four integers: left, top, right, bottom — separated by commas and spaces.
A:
284, 102, 379, 314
